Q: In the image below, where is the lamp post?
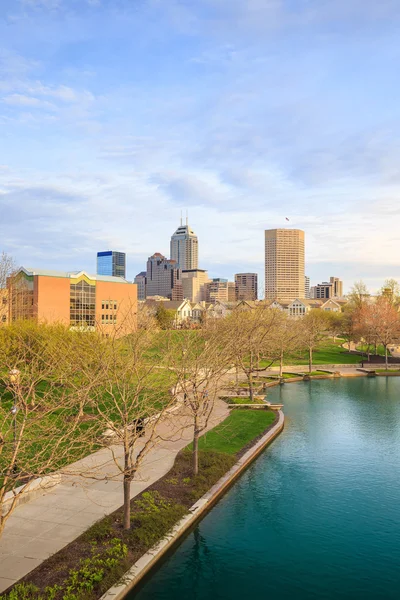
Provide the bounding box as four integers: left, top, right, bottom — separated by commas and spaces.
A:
9, 369, 20, 476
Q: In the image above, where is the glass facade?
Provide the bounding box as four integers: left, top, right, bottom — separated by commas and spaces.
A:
70, 280, 96, 327
97, 251, 126, 279
11, 274, 34, 321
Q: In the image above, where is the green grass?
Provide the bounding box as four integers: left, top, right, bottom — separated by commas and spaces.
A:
0, 367, 177, 485
357, 343, 386, 356
223, 397, 265, 405
375, 369, 400, 373
281, 372, 303, 379
306, 371, 329, 376
192, 409, 276, 455
258, 340, 362, 367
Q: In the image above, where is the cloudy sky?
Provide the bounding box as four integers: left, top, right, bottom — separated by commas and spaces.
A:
1, 0, 400, 293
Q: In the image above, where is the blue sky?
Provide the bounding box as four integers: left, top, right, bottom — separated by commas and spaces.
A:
1, 0, 400, 293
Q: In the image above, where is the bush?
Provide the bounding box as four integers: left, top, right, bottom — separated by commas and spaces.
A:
83, 516, 114, 542
129, 491, 187, 548
0, 539, 128, 600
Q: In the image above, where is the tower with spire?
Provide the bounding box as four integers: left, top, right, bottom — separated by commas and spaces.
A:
170, 213, 198, 270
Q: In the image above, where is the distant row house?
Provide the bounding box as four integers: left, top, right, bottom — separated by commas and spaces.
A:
143, 296, 348, 328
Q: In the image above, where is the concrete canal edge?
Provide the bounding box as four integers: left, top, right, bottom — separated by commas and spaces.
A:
100, 410, 285, 600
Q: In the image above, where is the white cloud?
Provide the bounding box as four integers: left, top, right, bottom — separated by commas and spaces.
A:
2, 93, 55, 109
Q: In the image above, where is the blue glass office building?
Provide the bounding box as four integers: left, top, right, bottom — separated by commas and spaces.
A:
97, 251, 126, 279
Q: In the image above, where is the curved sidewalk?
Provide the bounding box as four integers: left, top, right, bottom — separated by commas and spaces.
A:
0, 399, 229, 593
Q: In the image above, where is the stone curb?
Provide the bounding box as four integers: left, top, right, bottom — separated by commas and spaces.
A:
99, 410, 285, 600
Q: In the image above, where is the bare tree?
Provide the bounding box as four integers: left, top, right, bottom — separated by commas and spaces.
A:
0, 251, 17, 289
225, 306, 280, 400
300, 310, 330, 373
0, 321, 100, 538
268, 311, 303, 377
379, 279, 400, 307
326, 312, 345, 343
78, 327, 179, 530
347, 280, 370, 310
358, 298, 400, 369
169, 323, 232, 476
0, 252, 17, 326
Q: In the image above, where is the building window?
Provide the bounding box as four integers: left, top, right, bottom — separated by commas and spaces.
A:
70, 280, 96, 327
1, 315, 6, 322
2, 297, 6, 305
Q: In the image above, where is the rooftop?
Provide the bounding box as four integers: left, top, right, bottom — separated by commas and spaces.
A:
20, 267, 131, 284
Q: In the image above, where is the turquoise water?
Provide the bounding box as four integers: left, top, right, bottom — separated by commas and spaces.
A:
130, 378, 400, 600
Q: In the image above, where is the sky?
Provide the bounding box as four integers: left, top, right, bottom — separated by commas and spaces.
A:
1, 0, 400, 294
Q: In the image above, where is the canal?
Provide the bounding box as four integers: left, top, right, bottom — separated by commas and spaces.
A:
130, 377, 400, 599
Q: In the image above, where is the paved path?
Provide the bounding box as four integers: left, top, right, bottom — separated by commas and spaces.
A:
0, 399, 229, 593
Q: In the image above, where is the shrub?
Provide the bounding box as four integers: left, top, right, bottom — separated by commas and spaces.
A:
83, 516, 114, 542
130, 491, 187, 548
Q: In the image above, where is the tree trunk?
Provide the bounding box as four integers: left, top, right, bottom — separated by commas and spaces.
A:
248, 372, 253, 401
279, 351, 283, 378
385, 345, 388, 370
123, 475, 131, 530
375, 342, 377, 355
235, 366, 239, 386
193, 425, 199, 476
309, 346, 313, 374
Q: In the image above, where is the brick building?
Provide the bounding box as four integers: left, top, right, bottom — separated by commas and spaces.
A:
8, 267, 137, 335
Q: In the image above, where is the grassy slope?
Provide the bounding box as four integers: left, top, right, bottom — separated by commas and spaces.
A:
194, 409, 276, 455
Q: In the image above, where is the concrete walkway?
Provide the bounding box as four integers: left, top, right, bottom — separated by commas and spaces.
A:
0, 399, 229, 593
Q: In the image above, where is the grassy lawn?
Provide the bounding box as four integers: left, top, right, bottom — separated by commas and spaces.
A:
257, 340, 362, 368
223, 397, 265, 405
375, 369, 400, 373
193, 409, 276, 455
306, 371, 329, 376
0, 367, 177, 483
281, 372, 303, 378
357, 343, 386, 356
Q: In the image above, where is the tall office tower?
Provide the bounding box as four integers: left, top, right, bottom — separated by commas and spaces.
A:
330, 276, 343, 298
314, 277, 344, 299
264, 229, 305, 302
181, 269, 209, 303
227, 282, 236, 302
170, 218, 198, 270
97, 251, 126, 279
205, 278, 229, 303
235, 273, 258, 301
314, 282, 332, 299
145, 253, 182, 301
134, 272, 146, 301
305, 276, 310, 299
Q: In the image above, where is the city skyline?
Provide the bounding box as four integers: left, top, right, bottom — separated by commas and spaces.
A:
2, 1, 400, 292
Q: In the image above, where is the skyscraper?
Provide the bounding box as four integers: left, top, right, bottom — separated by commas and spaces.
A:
134, 272, 147, 301
97, 251, 126, 279
265, 229, 305, 302
181, 269, 209, 303
235, 273, 258, 301
146, 253, 183, 301
330, 276, 343, 298
305, 275, 310, 298
205, 278, 229, 303
170, 218, 198, 271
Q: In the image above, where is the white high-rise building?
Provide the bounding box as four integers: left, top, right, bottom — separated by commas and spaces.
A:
170, 218, 198, 271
